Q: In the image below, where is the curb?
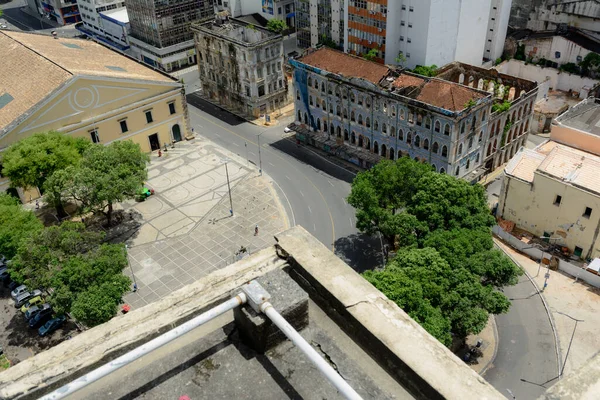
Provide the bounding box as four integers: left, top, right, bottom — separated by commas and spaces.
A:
493, 237, 563, 379
480, 316, 499, 376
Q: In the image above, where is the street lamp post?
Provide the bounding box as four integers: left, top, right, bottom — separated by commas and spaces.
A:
224, 161, 234, 217
257, 133, 263, 175
125, 244, 138, 292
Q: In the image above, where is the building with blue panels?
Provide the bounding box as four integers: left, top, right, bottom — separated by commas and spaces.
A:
290, 47, 538, 181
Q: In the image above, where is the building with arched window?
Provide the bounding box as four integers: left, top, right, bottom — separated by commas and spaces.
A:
290, 47, 537, 179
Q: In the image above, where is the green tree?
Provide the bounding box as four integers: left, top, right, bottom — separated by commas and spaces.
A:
347, 159, 432, 245
318, 34, 339, 49
266, 18, 288, 33
560, 62, 579, 74
580, 52, 600, 75
9, 221, 104, 289
62, 141, 149, 226
1, 132, 89, 217
71, 276, 130, 326
412, 65, 438, 77
0, 194, 43, 260
395, 52, 407, 66
363, 48, 379, 61
492, 101, 511, 113
466, 249, 523, 287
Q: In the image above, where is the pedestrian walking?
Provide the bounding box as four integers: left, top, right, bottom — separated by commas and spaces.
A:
254, 225, 259, 236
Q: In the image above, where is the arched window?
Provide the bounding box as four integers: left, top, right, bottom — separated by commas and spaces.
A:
374, 120, 379, 131
444, 124, 450, 136
304, 113, 308, 124
350, 92, 356, 103
381, 144, 387, 157
321, 82, 326, 93
322, 100, 326, 110
358, 96, 364, 106
342, 88, 348, 99
343, 108, 348, 118
330, 124, 334, 135
351, 111, 355, 122
296, 90, 300, 100
468, 137, 473, 149
358, 114, 363, 125
323, 121, 328, 132
336, 106, 341, 116
435, 121, 441, 133
455, 166, 460, 176
297, 110, 302, 121
366, 117, 371, 128
314, 79, 319, 89
336, 126, 342, 138
476, 152, 480, 163
392, 105, 396, 117
479, 132, 483, 143
440, 168, 446, 174
351, 132, 356, 144
374, 141, 379, 154
335, 86, 341, 97
366, 97, 372, 109
460, 122, 465, 134
398, 129, 404, 141
382, 123, 387, 135
423, 139, 429, 150
458, 143, 463, 156
442, 145, 448, 157
425, 117, 431, 129
344, 129, 349, 140
308, 76, 312, 87
407, 133, 412, 144
487, 143, 492, 156
389, 148, 395, 160
358, 135, 364, 148
414, 135, 421, 147
383, 102, 388, 113
400, 109, 405, 120
417, 114, 423, 126
328, 84, 333, 95
391, 126, 396, 138
317, 118, 321, 130
329, 102, 333, 113
432, 142, 439, 153
466, 159, 471, 170
309, 95, 313, 106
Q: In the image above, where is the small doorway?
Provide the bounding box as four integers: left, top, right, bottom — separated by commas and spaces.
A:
172, 124, 182, 142
149, 133, 160, 151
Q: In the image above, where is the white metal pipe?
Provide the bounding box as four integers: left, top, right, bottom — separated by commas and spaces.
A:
260, 302, 363, 400
40, 293, 247, 400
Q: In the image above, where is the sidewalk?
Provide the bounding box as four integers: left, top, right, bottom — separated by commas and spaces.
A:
460, 316, 498, 375
495, 238, 600, 378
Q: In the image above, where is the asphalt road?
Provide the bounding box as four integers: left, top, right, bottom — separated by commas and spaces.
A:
186, 93, 384, 273
484, 268, 559, 399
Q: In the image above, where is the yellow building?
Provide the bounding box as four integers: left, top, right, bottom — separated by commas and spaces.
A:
0, 30, 190, 199
498, 99, 600, 260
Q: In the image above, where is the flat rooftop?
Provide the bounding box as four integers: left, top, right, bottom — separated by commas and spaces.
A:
194, 16, 280, 45
68, 299, 412, 400
296, 47, 488, 112
100, 8, 129, 24
555, 97, 600, 137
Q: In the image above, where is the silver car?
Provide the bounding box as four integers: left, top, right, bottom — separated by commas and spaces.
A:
14, 289, 42, 308
11, 284, 28, 300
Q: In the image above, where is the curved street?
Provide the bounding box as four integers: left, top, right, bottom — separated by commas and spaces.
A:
186, 93, 558, 399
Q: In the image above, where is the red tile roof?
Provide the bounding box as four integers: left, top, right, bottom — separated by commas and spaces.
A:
393, 74, 486, 112
299, 47, 389, 85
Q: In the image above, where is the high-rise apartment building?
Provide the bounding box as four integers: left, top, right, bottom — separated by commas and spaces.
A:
295, 0, 344, 49
77, 0, 129, 50
484, 0, 513, 62
345, 0, 494, 68
125, 0, 214, 72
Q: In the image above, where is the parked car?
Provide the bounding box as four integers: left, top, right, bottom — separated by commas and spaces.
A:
11, 284, 28, 300
0, 269, 9, 283
21, 296, 44, 313
28, 306, 53, 328
14, 289, 42, 308
38, 315, 66, 337
7, 280, 21, 290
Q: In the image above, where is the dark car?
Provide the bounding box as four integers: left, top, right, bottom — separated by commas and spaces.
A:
25, 303, 51, 321
29, 307, 53, 329
7, 280, 21, 290
38, 315, 66, 337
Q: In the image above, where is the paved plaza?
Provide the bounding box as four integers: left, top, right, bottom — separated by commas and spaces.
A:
120, 137, 289, 308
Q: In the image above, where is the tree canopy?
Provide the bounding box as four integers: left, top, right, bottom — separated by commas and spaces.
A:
0, 194, 43, 260
350, 158, 521, 345
1, 131, 89, 216
412, 65, 438, 77
363, 48, 379, 61
9, 221, 130, 326
266, 19, 288, 33
53, 141, 149, 225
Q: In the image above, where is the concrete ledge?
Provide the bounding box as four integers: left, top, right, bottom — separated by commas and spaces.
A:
539, 351, 600, 400
0, 247, 285, 400
275, 226, 505, 400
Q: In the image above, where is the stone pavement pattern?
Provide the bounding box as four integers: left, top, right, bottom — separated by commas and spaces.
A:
495, 239, 600, 378
120, 138, 289, 308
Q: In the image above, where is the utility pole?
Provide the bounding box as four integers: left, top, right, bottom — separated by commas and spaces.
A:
225, 162, 233, 216
257, 133, 263, 175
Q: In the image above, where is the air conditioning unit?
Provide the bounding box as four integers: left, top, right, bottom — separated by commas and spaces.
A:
378, 28, 382, 32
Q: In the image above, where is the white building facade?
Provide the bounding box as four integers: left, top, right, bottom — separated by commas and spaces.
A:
297, 0, 344, 49
77, 1, 130, 50
484, 0, 513, 63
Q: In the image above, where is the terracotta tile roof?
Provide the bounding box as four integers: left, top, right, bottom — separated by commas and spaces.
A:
299, 47, 389, 85
393, 75, 486, 112
0, 31, 176, 132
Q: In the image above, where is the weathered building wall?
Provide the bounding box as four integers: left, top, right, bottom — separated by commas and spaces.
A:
509, 0, 545, 29
499, 170, 600, 259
